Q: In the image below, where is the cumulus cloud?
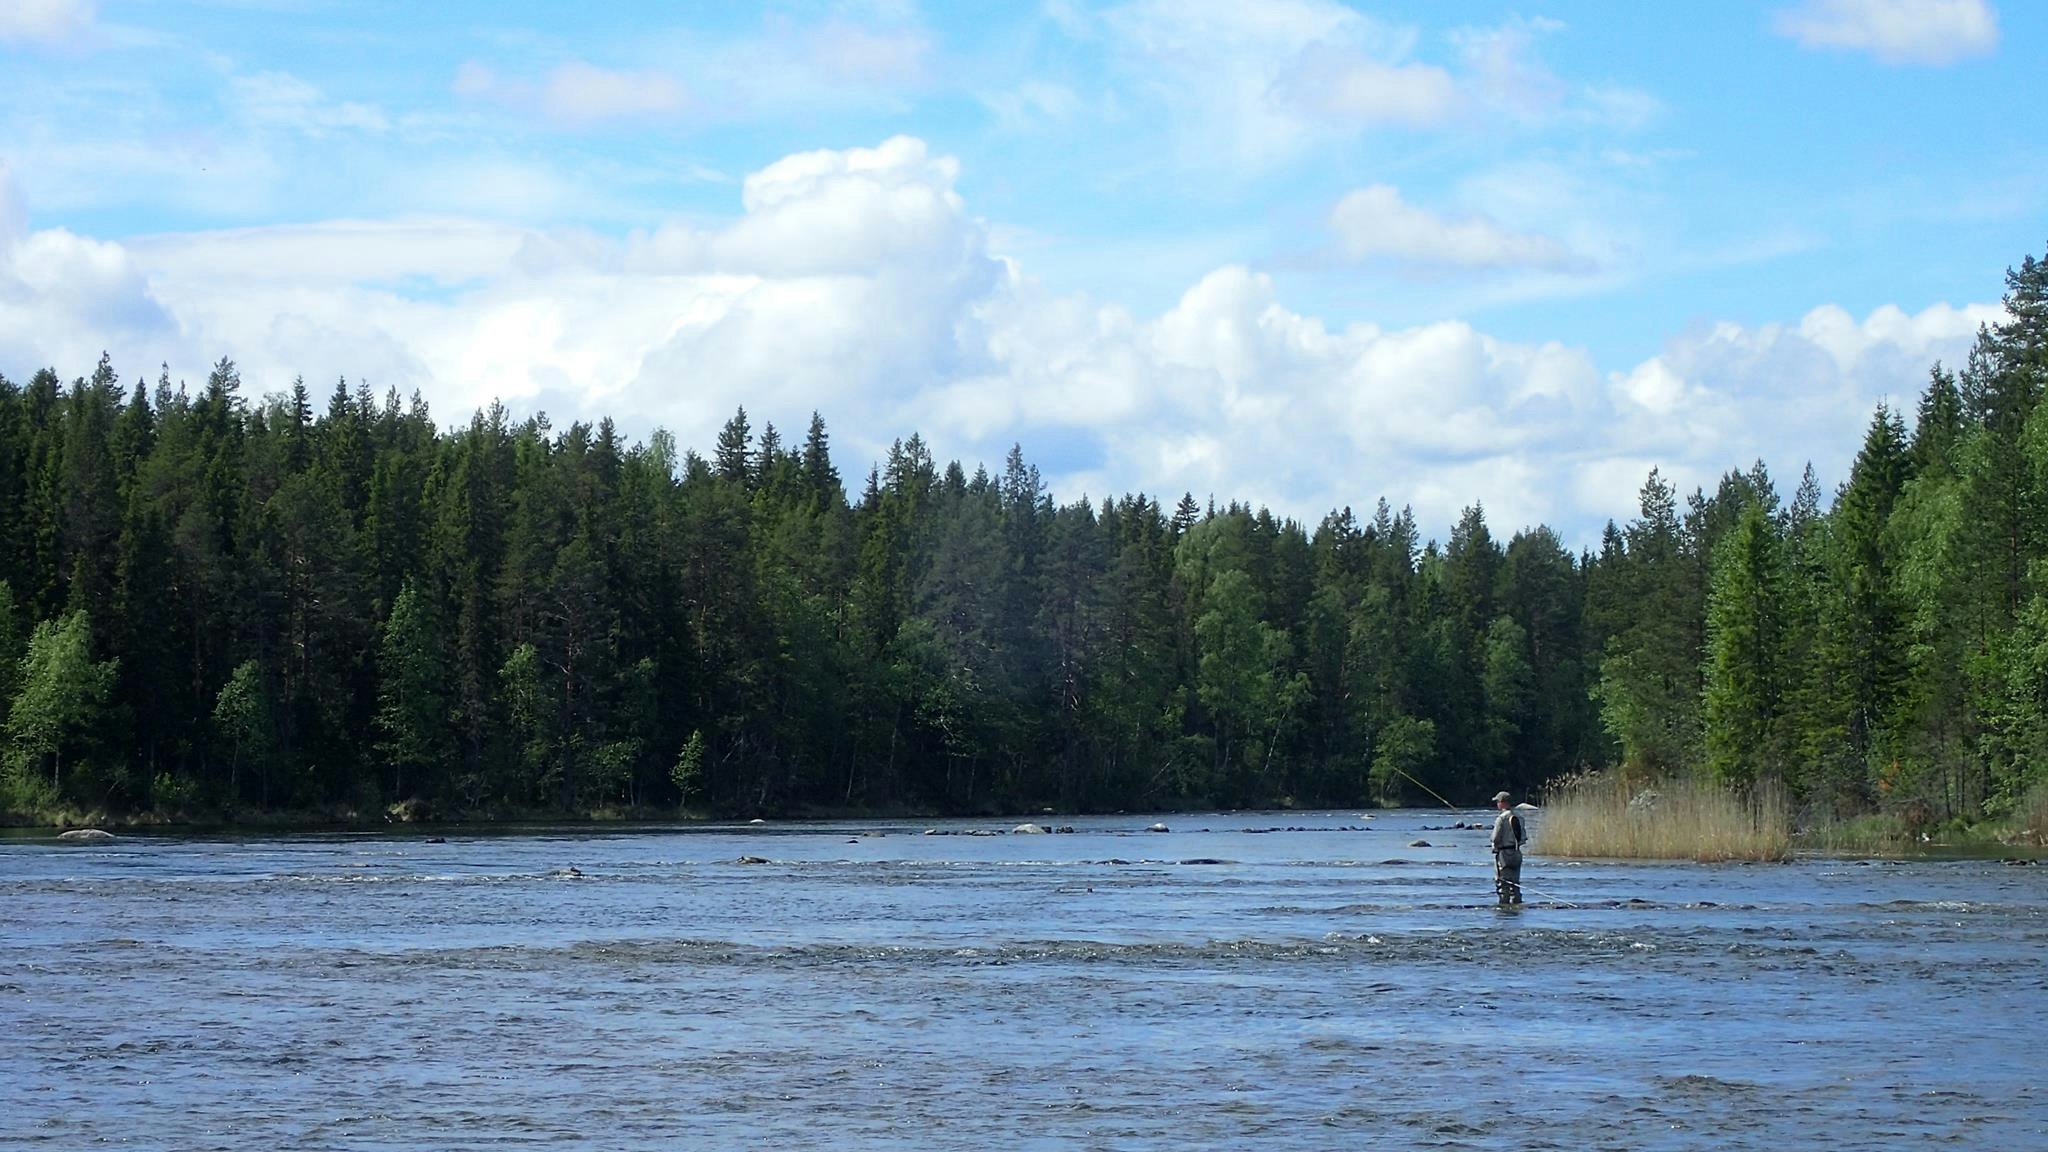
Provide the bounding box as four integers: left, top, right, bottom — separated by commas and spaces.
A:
0, 164, 175, 378
1773, 0, 1999, 66
1330, 184, 1577, 271
0, 140, 1999, 541
1603, 299, 2000, 507
0, 0, 93, 45
455, 60, 688, 126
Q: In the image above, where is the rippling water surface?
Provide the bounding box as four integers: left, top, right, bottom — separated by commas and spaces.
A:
4, 811, 2044, 1150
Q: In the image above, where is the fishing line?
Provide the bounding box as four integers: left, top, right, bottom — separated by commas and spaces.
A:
1386, 764, 1465, 814
1376, 762, 1575, 907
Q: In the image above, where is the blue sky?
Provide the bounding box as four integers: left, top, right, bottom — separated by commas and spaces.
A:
1, 0, 2041, 541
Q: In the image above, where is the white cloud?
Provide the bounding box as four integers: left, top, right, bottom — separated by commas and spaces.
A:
804, 21, 930, 85
1330, 184, 1577, 270
1100, 0, 1442, 166
1603, 299, 2000, 505
232, 72, 389, 136
0, 165, 175, 378
1773, 0, 1999, 66
1274, 47, 1459, 129
455, 60, 688, 126
544, 62, 687, 124
1090, 1, 1656, 169
0, 0, 93, 45
0, 140, 2001, 542
981, 81, 1083, 132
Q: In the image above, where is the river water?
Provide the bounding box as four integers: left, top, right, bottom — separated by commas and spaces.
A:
3, 810, 2043, 1150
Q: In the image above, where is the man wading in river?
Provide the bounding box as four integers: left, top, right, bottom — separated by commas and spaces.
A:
1491, 791, 1527, 907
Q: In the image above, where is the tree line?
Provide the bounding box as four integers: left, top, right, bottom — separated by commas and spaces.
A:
3, 249, 2046, 825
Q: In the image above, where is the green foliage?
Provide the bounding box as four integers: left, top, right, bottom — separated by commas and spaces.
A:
374, 582, 450, 801
212, 659, 267, 804
671, 729, 706, 806
6, 609, 119, 807
1703, 503, 1788, 785
0, 580, 20, 722
7, 244, 2048, 825
1369, 714, 1435, 806
1593, 470, 1703, 772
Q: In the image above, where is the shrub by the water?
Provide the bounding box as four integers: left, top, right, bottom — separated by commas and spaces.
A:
2012, 783, 2048, 847
1534, 772, 1791, 861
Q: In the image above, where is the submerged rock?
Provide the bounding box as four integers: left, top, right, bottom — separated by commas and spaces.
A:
1146, 823, 1170, 833
735, 855, 769, 865
1408, 839, 1431, 848
58, 828, 114, 841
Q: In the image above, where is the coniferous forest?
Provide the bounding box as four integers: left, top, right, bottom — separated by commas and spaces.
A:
2, 250, 2047, 826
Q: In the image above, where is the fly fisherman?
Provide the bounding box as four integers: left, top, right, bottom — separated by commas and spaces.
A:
1490, 790, 1527, 907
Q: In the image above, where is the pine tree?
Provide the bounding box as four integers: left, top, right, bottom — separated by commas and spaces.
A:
800, 412, 839, 502
1703, 503, 1788, 785
374, 583, 450, 802
714, 407, 751, 486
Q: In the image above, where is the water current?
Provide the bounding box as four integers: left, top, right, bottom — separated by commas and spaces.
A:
3, 810, 2044, 1150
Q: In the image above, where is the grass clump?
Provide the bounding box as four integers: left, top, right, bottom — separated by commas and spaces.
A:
1535, 771, 1791, 862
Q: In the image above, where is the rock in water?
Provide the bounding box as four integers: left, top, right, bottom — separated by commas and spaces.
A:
1146, 823, 1169, 833
1012, 823, 1047, 835
735, 855, 769, 865
1408, 839, 1431, 848
58, 828, 114, 841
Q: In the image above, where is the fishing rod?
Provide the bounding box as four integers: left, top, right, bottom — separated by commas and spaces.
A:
1386, 764, 1465, 814
1380, 762, 1580, 908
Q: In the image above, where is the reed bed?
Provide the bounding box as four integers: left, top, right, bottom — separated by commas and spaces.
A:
1534, 772, 1792, 862
2012, 783, 2048, 847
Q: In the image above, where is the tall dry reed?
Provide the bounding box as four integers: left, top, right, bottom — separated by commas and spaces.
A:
1534, 772, 1791, 862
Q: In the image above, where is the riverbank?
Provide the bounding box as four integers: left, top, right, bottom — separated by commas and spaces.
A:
1532, 771, 2047, 861
0, 797, 1182, 835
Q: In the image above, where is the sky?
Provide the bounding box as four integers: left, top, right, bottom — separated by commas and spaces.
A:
1, 0, 2042, 544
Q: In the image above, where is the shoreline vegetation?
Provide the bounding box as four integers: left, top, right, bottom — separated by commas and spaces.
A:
1535, 772, 1793, 862
1533, 772, 2048, 861
4, 249, 2048, 849
13, 785, 2044, 860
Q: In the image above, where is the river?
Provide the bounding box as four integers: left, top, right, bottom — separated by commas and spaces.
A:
3, 810, 2043, 1150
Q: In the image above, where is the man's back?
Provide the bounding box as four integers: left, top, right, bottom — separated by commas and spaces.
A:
1491, 809, 1524, 853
